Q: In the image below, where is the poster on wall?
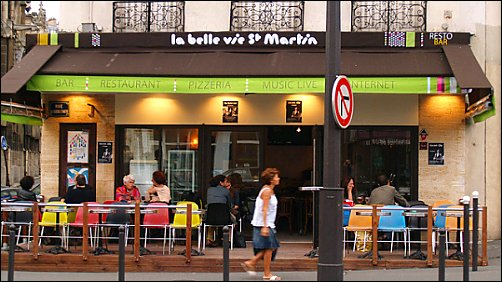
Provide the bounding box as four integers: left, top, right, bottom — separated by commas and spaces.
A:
428, 142, 445, 165
67, 167, 89, 188
67, 130, 89, 163
98, 141, 113, 163
223, 101, 238, 123
286, 100, 302, 123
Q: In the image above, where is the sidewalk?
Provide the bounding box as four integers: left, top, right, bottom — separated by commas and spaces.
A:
2, 240, 500, 281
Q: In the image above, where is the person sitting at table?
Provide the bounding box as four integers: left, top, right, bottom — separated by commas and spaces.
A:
368, 174, 409, 207
18, 175, 37, 202
206, 174, 232, 247
115, 174, 141, 203
63, 174, 96, 204
342, 176, 357, 205
145, 170, 171, 204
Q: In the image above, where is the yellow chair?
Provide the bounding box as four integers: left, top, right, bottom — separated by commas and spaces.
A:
344, 205, 375, 253
39, 201, 69, 249
169, 201, 202, 253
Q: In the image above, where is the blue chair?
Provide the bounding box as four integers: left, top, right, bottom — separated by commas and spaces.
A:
343, 204, 351, 227
378, 205, 408, 256
432, 204, 453, 253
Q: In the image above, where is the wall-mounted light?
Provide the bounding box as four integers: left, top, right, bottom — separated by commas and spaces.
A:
87, 103, 97, 118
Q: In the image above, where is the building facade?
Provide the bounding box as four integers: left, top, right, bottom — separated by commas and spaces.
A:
1, 1, 500, 240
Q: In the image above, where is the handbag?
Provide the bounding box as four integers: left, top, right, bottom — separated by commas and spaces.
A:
233, 231, 247, 248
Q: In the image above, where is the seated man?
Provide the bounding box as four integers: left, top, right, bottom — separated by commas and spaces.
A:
205, 175, 232, 247
368, 174, 409, 207
63, 174, 96, 204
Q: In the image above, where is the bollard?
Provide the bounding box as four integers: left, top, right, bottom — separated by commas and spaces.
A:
118, 225, 125, 281
472, 191, 479, 271
8, 224, 16, 281
438, 228, 446, 281
222, 226, 229, 281
462, 195, 470, 282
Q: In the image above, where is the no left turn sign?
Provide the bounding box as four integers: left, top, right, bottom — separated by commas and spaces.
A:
331, 76, 354, 129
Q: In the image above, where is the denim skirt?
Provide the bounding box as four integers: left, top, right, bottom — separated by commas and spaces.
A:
252, 227, 280, 250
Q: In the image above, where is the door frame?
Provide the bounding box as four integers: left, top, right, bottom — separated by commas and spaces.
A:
59, 123, 97, 198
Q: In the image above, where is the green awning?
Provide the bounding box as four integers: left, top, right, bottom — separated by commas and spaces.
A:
1, 113, 43, 126
27, 75, 462, 95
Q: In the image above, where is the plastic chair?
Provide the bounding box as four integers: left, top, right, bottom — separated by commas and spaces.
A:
66, 202, 100, 249
142, 202, 171, 254
343, 204, 351, 227
432, 204, 453, 253
378, 205, 408, 256
170, 201, 202, 253
203, 203, 234, 250
344, 205, 374, 253
444, 205, 472, 254
39, 201, 69, 248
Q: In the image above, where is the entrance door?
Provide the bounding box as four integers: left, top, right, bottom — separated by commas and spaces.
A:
59, 124, 97, 198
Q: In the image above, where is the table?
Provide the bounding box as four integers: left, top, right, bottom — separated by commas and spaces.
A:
299, 186, 321, 258
402, 211, 430, 260
1, 206, 33, 252
354, 210, 391, 260
88, 208, 114, 255
42, 207, 74, 254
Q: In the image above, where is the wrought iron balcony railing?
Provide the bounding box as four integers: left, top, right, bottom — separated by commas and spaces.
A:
231, 1, 304, 31
113, 1, 184, 32
351, 1, 426, 32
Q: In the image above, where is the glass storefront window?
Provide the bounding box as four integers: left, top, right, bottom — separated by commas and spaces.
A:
342, 127, 416, 200
120, 127, 199, 201
210, 131, 260, 183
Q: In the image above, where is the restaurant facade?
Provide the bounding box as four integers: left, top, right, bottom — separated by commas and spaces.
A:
1, 1, 499, 239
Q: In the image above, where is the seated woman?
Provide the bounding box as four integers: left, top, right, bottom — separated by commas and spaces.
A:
115, 174, 141, 203
145, 171, 171, 204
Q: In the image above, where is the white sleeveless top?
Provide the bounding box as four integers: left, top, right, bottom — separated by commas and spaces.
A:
251, 187, 278, 228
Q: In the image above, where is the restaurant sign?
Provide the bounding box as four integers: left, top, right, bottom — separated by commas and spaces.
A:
28, 75, 461, 95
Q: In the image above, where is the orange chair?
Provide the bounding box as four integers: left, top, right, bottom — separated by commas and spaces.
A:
344, 205, 375, 253
444, 205, 473, 254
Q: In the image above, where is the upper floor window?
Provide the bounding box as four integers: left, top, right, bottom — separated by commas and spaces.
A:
231, 1, 304, 31
351, 1, 426, 32
113, 1, 184, 32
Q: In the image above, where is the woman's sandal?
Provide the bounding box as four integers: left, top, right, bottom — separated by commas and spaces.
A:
263, 275, 282, 280
240, 262, 256, 276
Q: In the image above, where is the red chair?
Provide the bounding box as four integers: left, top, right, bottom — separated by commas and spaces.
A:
142, 202, 171, 254
66, 202, 100, 248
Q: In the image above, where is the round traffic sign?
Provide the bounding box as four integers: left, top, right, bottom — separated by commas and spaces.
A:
331, 76, 354, 129
1, 136, 8, 151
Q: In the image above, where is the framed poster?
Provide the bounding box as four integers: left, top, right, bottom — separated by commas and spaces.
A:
67, 167, 89, 188
286, 100, 302, 123
67, 130, 89, 163
223, 101, 238, 123
428, 143, 444, 165
48, 101, 69, 117
98, 141, 113, 163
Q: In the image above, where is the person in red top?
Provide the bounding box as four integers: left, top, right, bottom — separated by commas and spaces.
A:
115, 174, 141, 203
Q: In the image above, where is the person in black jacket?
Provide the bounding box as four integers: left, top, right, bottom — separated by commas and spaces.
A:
63, 174, 96, 204
18, 176, 37, 202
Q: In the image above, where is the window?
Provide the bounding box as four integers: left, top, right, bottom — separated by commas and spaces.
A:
231, 1, 304, 31
342, 127, 418, 200
113, 1, 185, 32
118, 127, 198, 202
351, 1, 426, 32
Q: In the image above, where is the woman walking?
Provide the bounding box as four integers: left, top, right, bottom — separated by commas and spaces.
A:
241, 168, 281, 281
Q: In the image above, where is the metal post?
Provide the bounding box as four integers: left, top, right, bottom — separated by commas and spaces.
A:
222, 226, 229, 281
438, 228, 446, 281
471, 191, 479, 271
462, 196, 470, 281
118, 225, 125, 281
319, 1, 343, 281
8, 224, 15, 281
